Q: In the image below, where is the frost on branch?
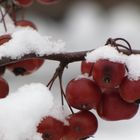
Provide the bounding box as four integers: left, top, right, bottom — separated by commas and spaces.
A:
0, 83, 54, 140
0, 28, 65, 59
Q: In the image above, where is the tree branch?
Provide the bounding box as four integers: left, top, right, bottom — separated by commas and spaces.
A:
0, 49, 140, 67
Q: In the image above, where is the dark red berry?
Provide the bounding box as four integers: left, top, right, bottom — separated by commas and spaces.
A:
93, 59, 125, 89
0, 34, 12, 45
0, 77, 9, 98
63, 111, 98, 140
66, 78, 101, 110
81, 61, 94, 76
37, 116, 65, 140
120, 77, 140, 103
36, 0, 59, 5
97, 88, 139, 121
7, 59, 44, 76
14, 0, 33, 7
15, 20, 37, 30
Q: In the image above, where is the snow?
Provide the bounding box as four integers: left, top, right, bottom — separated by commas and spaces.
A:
0, 83, 54, 140
125, 54, 140, 80
48, 103, 69, 125
0, 28, 65, 59
86, 45, 127, 64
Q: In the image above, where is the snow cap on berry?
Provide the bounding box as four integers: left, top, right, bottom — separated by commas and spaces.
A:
47, 103, 70, 125
85, 45, 127, 64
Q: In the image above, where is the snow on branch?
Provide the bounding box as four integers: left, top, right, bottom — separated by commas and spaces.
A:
0, 28, 65, 59
0, 28, 140, 67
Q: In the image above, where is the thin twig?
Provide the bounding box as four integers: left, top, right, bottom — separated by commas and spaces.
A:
58, 73, 64, 106
0, 7, 11, 22
58, 62, 74, 114
59, 73, 74, 114
0, 7, 7, 32
47, 70, 58, 90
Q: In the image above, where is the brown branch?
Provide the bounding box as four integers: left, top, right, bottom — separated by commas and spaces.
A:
0, 50, 90, 66
0, 49, 140, 67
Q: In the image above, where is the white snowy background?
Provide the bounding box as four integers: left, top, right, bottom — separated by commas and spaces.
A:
1, 0, 140, 140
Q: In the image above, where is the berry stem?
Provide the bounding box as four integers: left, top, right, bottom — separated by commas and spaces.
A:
58, 64, 74, 114
47, 62, 74, 114
58, 63, 67, 106
47, 70, 58, 90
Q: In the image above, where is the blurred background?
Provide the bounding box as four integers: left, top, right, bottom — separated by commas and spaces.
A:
23, 0, 140, 51
3, 0, 140, 140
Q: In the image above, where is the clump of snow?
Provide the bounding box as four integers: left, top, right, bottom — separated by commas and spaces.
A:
125, 54, 140, 80
0, 28, 65, 59
0, 83, 54, 140
48, 103, 70, 125
86, 45, 127, 64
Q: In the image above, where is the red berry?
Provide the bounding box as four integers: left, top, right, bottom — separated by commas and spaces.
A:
15, 20, 37, 30
36, 0, 59, 5
63, 111, 98, 140
13, 0, 33, 7
93, 59, 125, 89
7, 59, 44, 76
81, 61, 94, 76
0, 34, 12, 45
66, 78, 101, 110
37, 116, 65, 140
97, 88, 138, 121
120, 77, 140, 103
0, 77, 9, 98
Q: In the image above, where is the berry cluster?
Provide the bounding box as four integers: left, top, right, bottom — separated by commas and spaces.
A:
35, 40, 140, 140
80, 60, 138, 120
63, 40, 139, 139
37, 111, 98, 140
